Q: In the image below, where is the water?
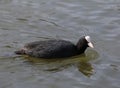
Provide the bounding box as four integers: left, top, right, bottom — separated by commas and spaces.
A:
0, 0, 120, 88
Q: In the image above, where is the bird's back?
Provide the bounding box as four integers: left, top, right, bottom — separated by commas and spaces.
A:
25, 40, 78, 58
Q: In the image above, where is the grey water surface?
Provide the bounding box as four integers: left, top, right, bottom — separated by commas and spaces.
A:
0, 0, 120, 88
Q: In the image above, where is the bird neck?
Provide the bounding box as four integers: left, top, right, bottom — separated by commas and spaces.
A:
77, 45, 87, 54
76, 38, 88, 54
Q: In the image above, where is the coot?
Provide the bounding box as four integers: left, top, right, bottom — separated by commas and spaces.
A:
15, 36, 94, 58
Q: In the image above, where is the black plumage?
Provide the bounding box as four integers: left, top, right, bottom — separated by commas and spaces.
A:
15, 36, 93, 58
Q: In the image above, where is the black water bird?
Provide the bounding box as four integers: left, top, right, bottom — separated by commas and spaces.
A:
15, 36, 94, 58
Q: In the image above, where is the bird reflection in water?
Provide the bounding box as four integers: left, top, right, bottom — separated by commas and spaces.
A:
23, 51, 98, 77
77, 62, 94, 77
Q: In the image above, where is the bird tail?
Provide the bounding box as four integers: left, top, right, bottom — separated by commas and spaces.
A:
14, 49, 26, 55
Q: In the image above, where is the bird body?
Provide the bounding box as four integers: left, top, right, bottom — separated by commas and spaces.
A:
15, 36, 94, 59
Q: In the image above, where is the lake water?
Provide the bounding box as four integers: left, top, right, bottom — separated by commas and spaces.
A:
0, 0, 120, 88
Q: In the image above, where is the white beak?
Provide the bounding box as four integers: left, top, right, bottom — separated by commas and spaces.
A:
88, 42, 94, 48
